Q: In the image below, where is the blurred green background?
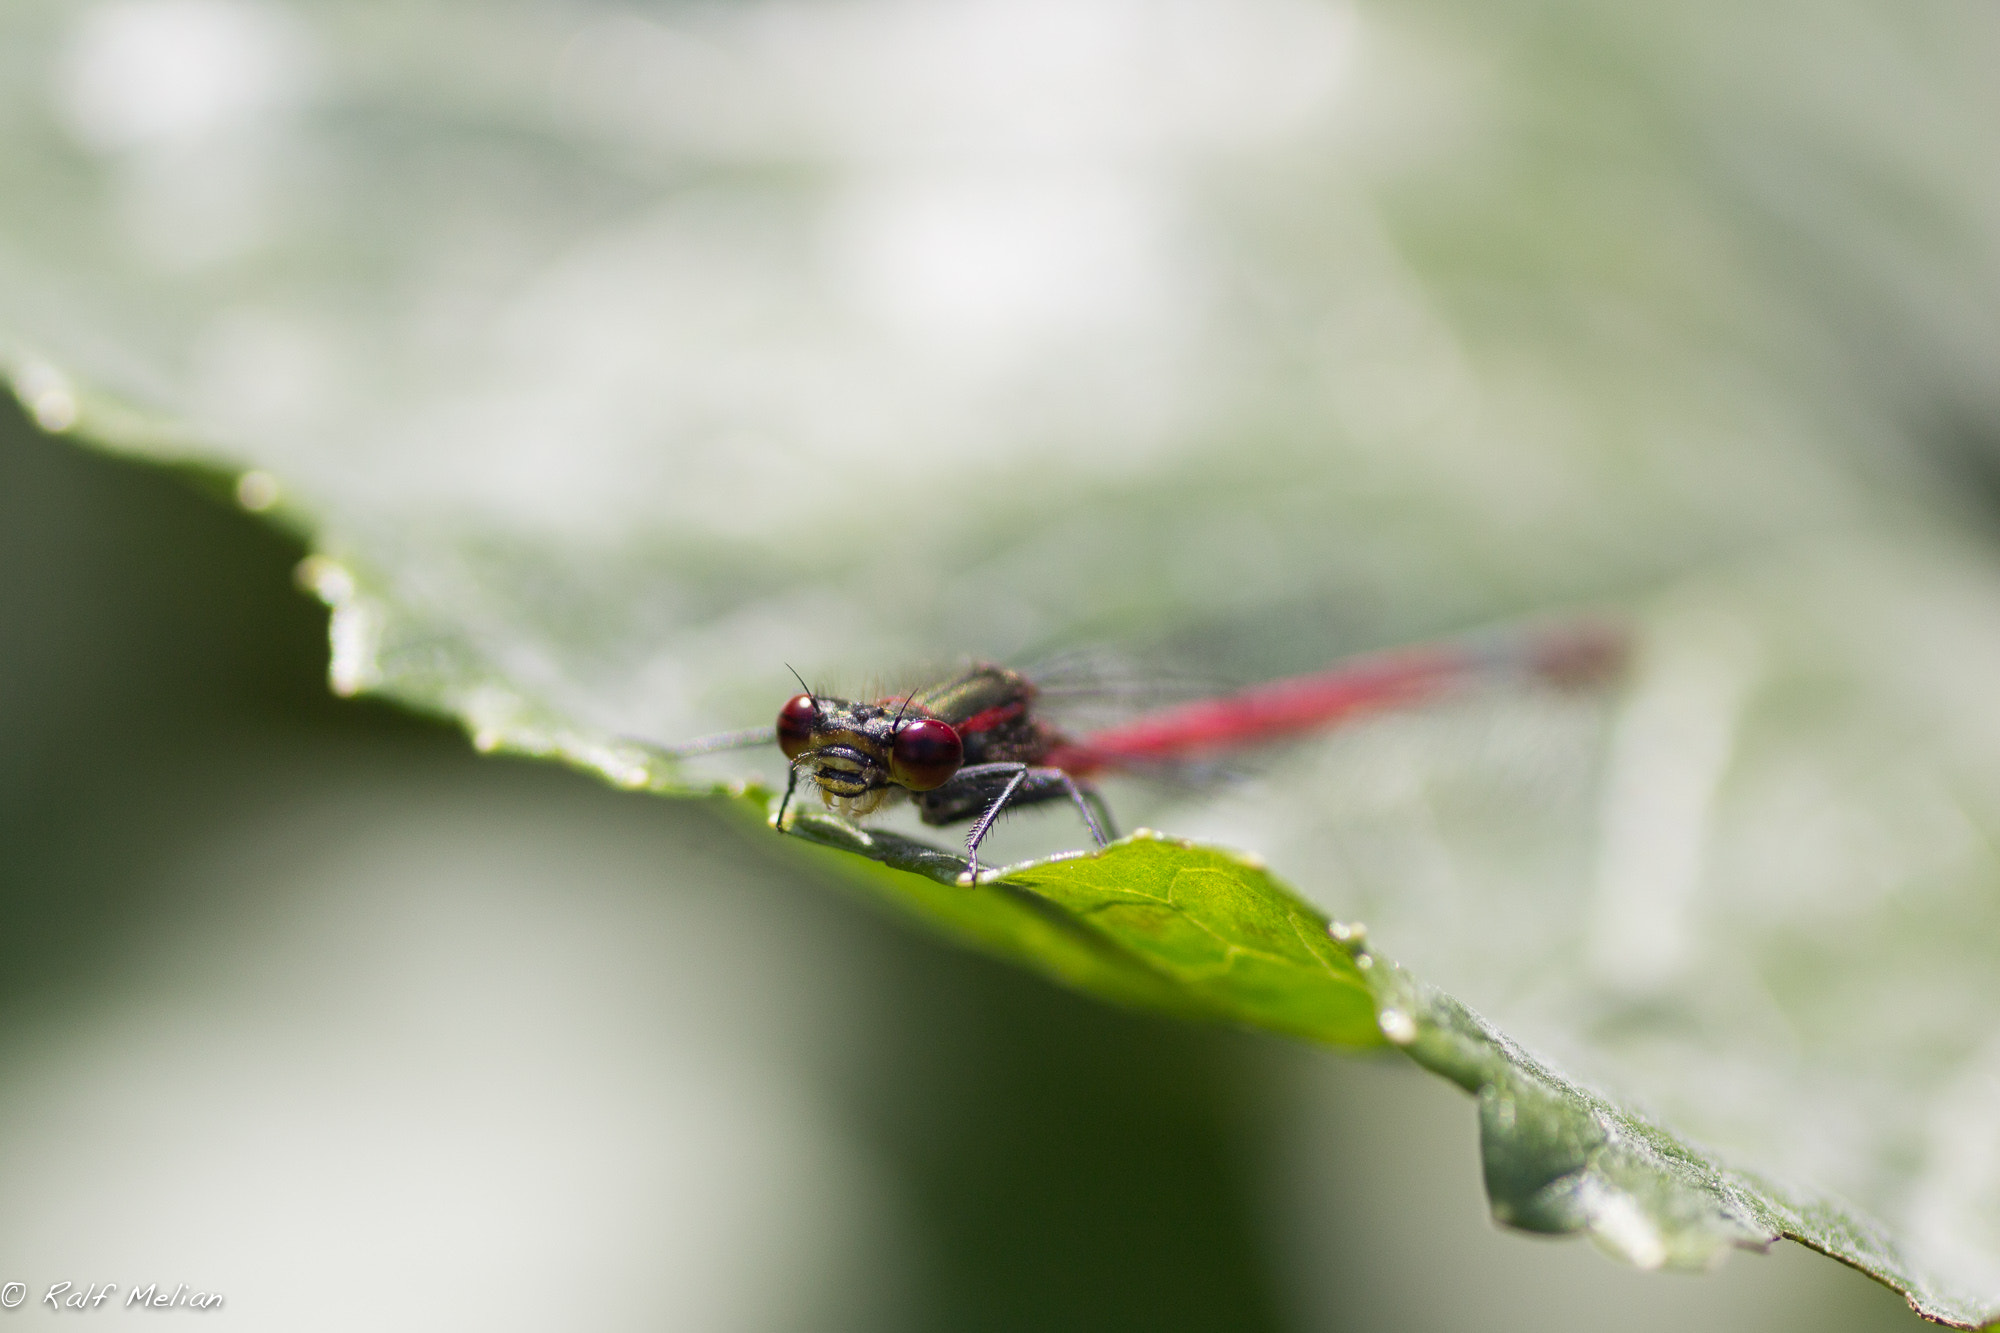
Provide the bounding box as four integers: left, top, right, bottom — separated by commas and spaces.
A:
7, 0, 2000, 1326
0, 396, 1929, 1329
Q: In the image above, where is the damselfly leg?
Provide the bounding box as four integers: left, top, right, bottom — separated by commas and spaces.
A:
938, 763, 1114, 884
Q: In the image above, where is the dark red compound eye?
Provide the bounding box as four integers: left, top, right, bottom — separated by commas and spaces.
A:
890, 717, 963, 791
776, 693, 818, 760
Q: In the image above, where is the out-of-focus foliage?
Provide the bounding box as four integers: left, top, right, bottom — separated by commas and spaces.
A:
4, 0, 2000, 1323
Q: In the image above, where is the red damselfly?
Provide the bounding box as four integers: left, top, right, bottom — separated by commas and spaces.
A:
672, 622, 1625, 884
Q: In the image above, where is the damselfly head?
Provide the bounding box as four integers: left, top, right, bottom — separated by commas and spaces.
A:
776, 691, 966, 809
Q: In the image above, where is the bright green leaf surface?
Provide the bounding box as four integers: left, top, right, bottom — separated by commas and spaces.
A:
4, 0, 2000, 1325
774, 803, 1382, 1046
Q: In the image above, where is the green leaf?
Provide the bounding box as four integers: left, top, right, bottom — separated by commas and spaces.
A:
5, 0, 2000, 1325
775, 805, 1381, 1047
747, 783, 1999, 1326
